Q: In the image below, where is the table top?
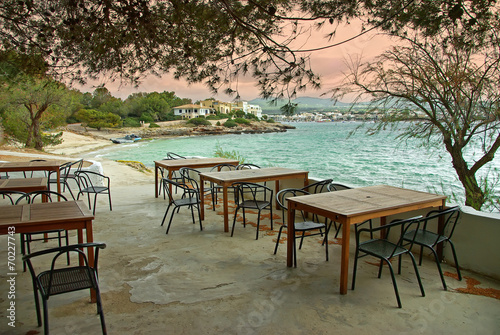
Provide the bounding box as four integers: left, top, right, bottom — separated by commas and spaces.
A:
200, 167, 309, 183
287, 185, 446, 223
0, 160, 64, 172
0, 177, 48, 190
155, 157, 240, 169
0, 200, 94, 230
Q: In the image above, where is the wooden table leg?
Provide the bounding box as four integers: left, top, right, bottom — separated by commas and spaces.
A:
200, 176, 205, 220
287, 206, 295, 267
155, 164, 159, 198
340, 221, 350, 295
223, 185, 229, 232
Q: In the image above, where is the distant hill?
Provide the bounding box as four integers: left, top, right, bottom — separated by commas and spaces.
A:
249, 96, 360, 113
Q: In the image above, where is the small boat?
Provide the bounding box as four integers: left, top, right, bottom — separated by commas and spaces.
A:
110, 134, 142, 144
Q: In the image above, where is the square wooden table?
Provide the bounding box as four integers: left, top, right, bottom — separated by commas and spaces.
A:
0, 177, 48, 194
286, 185, 446, 295
0, 200, 97, 301
0, 161, 64, 196
200, 167, 309, 232
154, 157, 240, 197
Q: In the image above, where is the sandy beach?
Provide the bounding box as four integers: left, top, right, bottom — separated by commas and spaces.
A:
1, 131, 500, 334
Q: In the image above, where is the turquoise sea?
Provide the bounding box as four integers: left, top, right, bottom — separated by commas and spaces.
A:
90, 122, 499, 210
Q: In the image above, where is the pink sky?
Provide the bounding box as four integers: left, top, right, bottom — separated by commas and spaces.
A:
76, 21, 392, 102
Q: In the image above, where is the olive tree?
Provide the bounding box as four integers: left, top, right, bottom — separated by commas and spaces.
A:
338, 20, 500, 211
0, 76, 75, 149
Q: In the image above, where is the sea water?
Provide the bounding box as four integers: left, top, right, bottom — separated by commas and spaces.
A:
89, 122, 500, 210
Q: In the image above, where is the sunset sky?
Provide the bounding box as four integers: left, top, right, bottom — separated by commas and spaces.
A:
76, 20, 393, 103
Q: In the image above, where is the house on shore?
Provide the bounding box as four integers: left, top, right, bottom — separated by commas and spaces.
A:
173, 104, 216, 119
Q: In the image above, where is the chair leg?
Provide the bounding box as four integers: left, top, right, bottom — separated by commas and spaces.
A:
274, 226, 285, 254
94, 284, 107, 334
448, 240, 462, 280
429, 246, 448, 290
255, 211, 261, 240
196, 204, 203, 231
385, 259, 402, 308
42, 297, 49, 334
108, 192, 112, 211
161, 204, 172, 226
231, 208, 239, 237
409, 252, 426, 297
93, 194, 98, 215
33, 287, 42, 326
351, 249, 360, 290
166, 209, 176, 234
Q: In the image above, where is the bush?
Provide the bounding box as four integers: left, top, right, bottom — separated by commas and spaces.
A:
149, 122, 160, 128
234, 118, 250, 125
223, 120, 238, 128
123, 117, 141, 127
187, 117, 211, 126
216, 121, 221, 126
266, 118, 275, 123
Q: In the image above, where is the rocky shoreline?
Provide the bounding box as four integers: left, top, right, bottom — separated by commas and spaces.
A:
66, 120, 295, 141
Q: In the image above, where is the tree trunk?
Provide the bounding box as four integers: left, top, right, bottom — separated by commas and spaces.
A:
450, 151, 485, 210
32, 117, 43, 150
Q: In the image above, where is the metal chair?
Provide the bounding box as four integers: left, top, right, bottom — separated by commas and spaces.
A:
158, 152, 186, 199
231, 182, 273, 240
274, 188, 330, 267
15, 191, 70, 272
48, 161, 76, 199
210, 163, 237, 209
351, 216, 425, 308
403, 206, 462, 290
75, 170, 112, 215
23, 242, 107, 334
327, 182, 374, 239
160, 178, 203, 234
64, 159, 84, 192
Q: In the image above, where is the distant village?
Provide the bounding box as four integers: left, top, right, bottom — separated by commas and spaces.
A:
173, 98, 423, 123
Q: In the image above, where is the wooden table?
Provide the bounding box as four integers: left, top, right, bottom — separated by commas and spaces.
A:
0, 177, 48, 194
0, 161, 64, 196
0, 200, 97, 301
200, 167, 309, 232
154, 157, 240, 197
286, 185, 446, 295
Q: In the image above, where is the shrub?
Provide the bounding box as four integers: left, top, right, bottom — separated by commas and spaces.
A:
223, 120, 237, 128
149, 122, 160, 128
187, 117, 211, 126
123, 117, 141, 127
234, 118, 250, 125
266, 118, 275, 123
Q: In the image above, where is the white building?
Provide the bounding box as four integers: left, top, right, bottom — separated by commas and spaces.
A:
232, 101, 263, 118
173, 104, 216, 119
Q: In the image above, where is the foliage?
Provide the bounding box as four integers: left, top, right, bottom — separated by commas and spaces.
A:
223, 120, 238, 128
3, 1, 495, 101
214, 142, 245, 164
245, 113, 259, 120
74, 109, 121, 130
149, 122, 160, 128
280, 103, 298, 117
122, 117, 141, 128
0, 75, 75, 149
234, 110, 245, 118
186, 117, 211, 126
339, 13, 500, 211
234, 118, 250, 125
266, 118, 275, 123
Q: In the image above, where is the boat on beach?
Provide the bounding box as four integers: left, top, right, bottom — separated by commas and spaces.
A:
110, 134, 142, 144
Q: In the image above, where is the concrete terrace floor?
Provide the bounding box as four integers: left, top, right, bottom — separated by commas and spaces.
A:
1, 165, 499, 335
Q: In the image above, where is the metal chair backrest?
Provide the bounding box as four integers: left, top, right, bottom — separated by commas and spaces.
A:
302, 179, 333, 194
166, 152, 186, 160
236, 163, 261, 170
421, 206, 461, 242
15, 190, 67, 204
0, 190, 26, 205
276, 188, 311, 224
